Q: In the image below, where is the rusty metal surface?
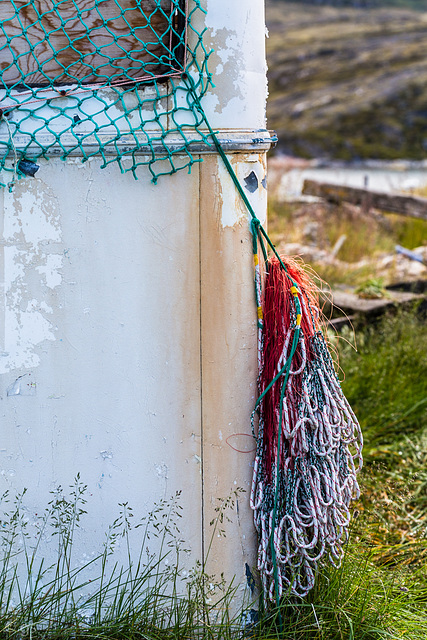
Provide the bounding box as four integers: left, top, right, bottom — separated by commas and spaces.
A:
199, 154, 266, 592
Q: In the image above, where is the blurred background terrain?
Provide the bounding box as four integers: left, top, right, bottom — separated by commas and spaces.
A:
265, 0, 427, 298
264, 7, 427, 627
267, 0, 427, 160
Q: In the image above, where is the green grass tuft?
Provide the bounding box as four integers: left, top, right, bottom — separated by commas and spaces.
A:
0, 482, 242, 640
337, 310, 427, 568
0, 311, 426, 638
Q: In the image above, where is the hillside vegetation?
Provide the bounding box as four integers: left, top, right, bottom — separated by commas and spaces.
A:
266, 0, 427, 159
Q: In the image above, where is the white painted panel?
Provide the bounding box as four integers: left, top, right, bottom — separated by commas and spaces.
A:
200, 153, 267, 604
201, 0, 267, 130
0, 158, 202, 567
172, 0, 267, 131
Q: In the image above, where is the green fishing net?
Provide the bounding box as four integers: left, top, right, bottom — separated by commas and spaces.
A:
0, 0, 212, 187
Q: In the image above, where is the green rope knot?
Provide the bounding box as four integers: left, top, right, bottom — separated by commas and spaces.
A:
250, 218, 261, 254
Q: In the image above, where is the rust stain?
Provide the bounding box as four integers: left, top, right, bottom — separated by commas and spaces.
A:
199, 155, 259, 581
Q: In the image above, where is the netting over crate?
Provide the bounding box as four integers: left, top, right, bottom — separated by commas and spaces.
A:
0, 0, 212, 186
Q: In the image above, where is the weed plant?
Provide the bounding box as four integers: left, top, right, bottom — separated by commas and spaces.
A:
0, 471, 426, 639
336, 309, 427, 566
1, 477, 426, 640
257, 539, 427, 639
0, 478, 241, 640
0, 310, 426, 638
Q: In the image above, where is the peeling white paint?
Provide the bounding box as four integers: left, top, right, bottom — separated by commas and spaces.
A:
35, 254, 63, 289
219, 160, 246, 228
203, 0, 267, 128
220, 156, 267, 228
1, 271, 57, 371
214, 30, 239, 66
4, 185, 61, 244
7, 374, 36, 397
0, 178, 63, 373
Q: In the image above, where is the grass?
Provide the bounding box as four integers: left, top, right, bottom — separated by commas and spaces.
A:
258, 544, 427, 639
1, 470, 426, 640
267, 199, 397, 264
339, 310, 427, 448
388, 214, 427, 251
267, 195, 427, 286
0, 481, 242, 640
0, 312, 426, 639
336, 308, 427, 568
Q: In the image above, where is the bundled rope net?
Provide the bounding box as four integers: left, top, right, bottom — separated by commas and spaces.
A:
0, 0, 212, 187
250, 254, 363, 602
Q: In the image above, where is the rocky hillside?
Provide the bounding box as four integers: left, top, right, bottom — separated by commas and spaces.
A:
266, 1, 427, 159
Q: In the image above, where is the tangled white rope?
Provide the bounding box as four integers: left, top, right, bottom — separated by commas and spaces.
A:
250, 262, 363, 602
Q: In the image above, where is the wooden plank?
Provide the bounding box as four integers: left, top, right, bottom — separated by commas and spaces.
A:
0, 0, 176, 86
321, 289, 424, 317
302, 179, 427, 221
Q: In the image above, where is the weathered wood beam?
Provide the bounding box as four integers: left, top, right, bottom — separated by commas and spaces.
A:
302, 179, 427, 221
321, 289, 425, 318
0, 0, 175, 86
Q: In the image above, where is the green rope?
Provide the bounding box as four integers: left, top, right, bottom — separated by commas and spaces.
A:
183, 75, 298, 286
270, 323, 300, 615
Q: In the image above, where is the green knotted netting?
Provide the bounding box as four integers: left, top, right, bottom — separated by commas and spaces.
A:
0, 0, 212, 187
